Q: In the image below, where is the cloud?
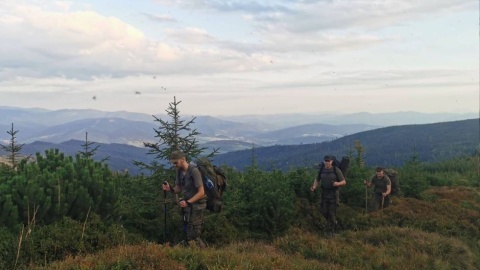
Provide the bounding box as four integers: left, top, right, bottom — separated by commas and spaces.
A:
155, 0, 475, 33
142, 12, 177, 23
254, 0, 475, 33
165, 27, 215, 44
0, 0, 477, 116
0, 1, 283, 80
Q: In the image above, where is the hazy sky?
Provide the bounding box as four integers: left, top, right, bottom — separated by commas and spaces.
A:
0, 0, 478, 116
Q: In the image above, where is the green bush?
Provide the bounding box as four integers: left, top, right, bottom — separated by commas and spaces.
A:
0, 227, 17, 270
11, 215, 143, 269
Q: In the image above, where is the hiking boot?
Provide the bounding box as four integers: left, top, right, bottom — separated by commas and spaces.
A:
176, 240, 189, 247
193, 238, 207, 248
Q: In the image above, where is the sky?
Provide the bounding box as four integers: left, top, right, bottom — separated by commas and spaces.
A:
0, 0, 478, 117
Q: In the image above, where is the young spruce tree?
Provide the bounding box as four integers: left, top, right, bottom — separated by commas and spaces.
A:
0, 123, 28, 170
134, 96, 216, 174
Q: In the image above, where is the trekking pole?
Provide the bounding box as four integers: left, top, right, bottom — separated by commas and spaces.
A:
381, 195, 385, 211
365, 182, 368, 214
163, 189, 167, 244
180, 200, 189, 246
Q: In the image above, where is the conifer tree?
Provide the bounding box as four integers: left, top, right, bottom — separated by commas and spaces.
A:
400, 148, 429, 197
134, 96, 217, 173
78, 132, 109, 162
0, 123, 27, 170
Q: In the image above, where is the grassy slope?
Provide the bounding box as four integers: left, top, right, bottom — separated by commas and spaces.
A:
38, 187, 480, 270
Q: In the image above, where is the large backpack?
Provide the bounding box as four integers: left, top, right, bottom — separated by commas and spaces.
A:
194, 157, 227, 213
384, 169, 400, 196
318, 156, 350, 182
318, 156, 350, 204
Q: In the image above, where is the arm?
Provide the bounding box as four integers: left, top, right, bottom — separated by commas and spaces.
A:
383, 175, 392, 196
334, 179, 346, 187
186, 185, 205, 205
364, 176, 373, 188
383, 184, 391, 197
311, 179, 319, 191
163, 181, 181, 194
334, 168, 346, 187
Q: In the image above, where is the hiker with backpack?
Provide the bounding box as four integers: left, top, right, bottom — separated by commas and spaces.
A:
162, 150, 207, 248
364, 167, 391, 212
310, 155, 347, 237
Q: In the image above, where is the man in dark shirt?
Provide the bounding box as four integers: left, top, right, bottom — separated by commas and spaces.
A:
364, 167, 391, 211
310, 155, 346, 237
163, 150, 207, 247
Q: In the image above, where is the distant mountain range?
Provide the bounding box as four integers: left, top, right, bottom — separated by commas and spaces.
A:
1, 118, 478, 175
0, 107, 478, 174
213, 118, 480, 171
1, 106, 476, 152
0, 106, 381, 149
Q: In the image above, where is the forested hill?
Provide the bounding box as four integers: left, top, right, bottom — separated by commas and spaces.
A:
214, 118, 480, 171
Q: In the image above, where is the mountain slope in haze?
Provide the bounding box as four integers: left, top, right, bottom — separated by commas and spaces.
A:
7, 118, 477, 175
20, 140, 156, 175
22, 118, 158, 147
256, 123, 378, 145
0, 106, 156, 126
1, 112, 378, 149
218, 111, 478, 128
213, 118, 480, 171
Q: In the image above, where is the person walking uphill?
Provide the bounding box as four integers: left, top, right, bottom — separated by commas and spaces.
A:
311, 155, 346, 237
364, 167, 391, 212
162, 150, 207, 248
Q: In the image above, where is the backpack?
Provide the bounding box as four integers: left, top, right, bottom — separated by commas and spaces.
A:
318, 156, 350, 182
318, 156, 350, 204
194, 157, 227, 213
384, 169, 400, 196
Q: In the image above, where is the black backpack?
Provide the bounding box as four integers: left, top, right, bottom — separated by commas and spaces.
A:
318, 156, 350, 182
317, 156, 350, 204
194, 157, 227, 213
384, 169, 400, 196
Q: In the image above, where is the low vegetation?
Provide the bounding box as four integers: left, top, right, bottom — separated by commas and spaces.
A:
0, 155, 478, 269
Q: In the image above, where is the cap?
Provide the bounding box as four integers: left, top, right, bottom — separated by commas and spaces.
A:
324, 155, 334, 161
170, 150, 185, 161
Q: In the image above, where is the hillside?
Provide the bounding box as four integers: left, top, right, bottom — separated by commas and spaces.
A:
213, 118, 480, 170
218, 111, 478, 127
19, 140, 156, 175
0, 111, 378, 149
3, 118, 478, 175
20, 118, 158, 147
1, 107, 476, 151
36, 186, 480, 269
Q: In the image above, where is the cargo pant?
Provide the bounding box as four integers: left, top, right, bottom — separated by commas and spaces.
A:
372, 192, 390, 211
320, 196, 337, 234
182, 204, 206, 248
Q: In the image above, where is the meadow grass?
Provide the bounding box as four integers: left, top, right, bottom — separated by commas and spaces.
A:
31, 187, 480, 270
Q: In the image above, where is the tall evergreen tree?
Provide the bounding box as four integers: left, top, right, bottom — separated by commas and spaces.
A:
134, 96, 216, 174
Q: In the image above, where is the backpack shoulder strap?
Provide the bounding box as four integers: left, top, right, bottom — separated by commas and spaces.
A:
334, 166, 345, 180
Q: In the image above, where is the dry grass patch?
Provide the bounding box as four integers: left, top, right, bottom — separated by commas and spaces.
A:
35, 242, 184, 270
275, 227, 477, 270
